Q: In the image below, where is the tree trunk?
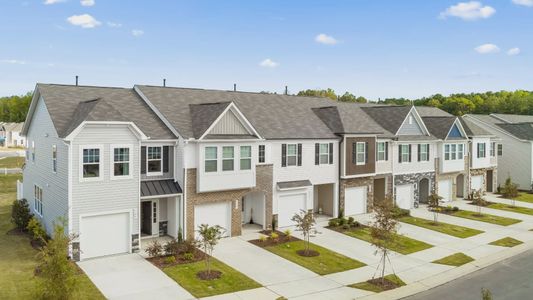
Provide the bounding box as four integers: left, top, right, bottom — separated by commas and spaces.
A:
381, 250, 387, 285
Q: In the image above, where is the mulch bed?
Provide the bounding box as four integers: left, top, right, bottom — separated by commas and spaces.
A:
196, 270, 222, 280
296, 249, 320, 257
249, 230, 300, 247
147, 248, 204, 268
327, 222, 365, 233
30, 239, 45, 250
367, 277, 402, 291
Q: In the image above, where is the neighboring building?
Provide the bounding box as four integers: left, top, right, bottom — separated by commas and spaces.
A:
0, 122, 25, 147
463, 114, 530, 191
19, 83, 499, 261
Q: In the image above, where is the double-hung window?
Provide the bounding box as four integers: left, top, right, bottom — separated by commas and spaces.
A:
82, 147, 101, 179
222, 146, 234, 171
451, 144, 457, 160
419, 144, 429, 161
286, 144, 297, 166
400, 144, 410, 163
52, 145, 57, 173
478, 143, 486, 158
377, 142, 386, 161
34, 185, 43, 216
258, 145, 265, 163
147, 146, 162, 175
113, 147, 131, 178
205, 147, 217, 172
458, 144, 464, 159
356, 142, 366, 165
240, 146, 251, 170
31, 141, 35, 163
490, 142, 496, 157
319, 143, 329, 164
497, 144, 503, 156
444, 144, 450, 161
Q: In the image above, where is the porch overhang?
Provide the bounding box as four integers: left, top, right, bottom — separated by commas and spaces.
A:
141, 179, 182, 199
277, 180, 312, 191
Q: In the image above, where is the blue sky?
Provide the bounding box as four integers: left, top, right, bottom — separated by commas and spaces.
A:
1, 0, 533, 99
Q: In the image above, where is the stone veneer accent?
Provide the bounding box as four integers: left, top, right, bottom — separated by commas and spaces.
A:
185, 165, 273, 239
394, 172, 436, 206
132, 233, 140, 253
339, 176, 374, 215
434, 156, 468, 201
469, 167, 497, 195
72, 242, 80, 261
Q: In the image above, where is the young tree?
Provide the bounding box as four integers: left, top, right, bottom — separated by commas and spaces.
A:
427, 193, 443, 224
472, 190, 485, 215
370, 197, 399, 285
36, 218, 79, 300
291, 210, 318, 256
11, 198, 31, 231
502, 176, 519, 206
196, 224, 225, 277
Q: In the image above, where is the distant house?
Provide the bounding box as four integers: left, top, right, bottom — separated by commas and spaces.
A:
0, 122, 25, 147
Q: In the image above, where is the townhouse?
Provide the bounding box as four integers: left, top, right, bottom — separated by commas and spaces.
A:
19, 83, 499, 261
0, 122, 25, 147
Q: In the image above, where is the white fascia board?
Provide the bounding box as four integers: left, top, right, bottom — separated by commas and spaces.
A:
64, 121, 148, 141
198, 102, 263, 140
444, 118, 468, 140
463, 115, 524, 142
21, 85, 41, 136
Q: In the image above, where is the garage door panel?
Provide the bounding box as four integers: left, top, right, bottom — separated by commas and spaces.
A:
80, 212, 130, 260
345, 186, 367, 216
396, 185, 413, 209
438, 179, 452, 202
471, 175, 483, 191
194, 202, 231, 238
278, 193, 307, 227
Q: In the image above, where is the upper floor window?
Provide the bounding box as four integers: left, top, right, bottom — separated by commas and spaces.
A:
477, 143, 486, 158
240, 146, 251, 170
147, 146, 162, 175
34, 185, 43, 217
222, 146, 234, 171
82, 147, 101, 179
31, 141, 35, 163
205, 147, 217, 172
355, 142, 366, 165
498, 144, 503, 156
377, 142, 388, 161
490, 142, 496, 157
458, 144, 464, 159
399, 144, 411, 163
258, 145, 265, 163
52, 145, 57, 173
282, 143, 302, 167
451, 144, 457, 160
319, 144, 330, 164
444, 143, 464, 161
418, 144, 429, 161
113, 147, 131, 178
286, 144, 298, 166
444, 144, 450, 160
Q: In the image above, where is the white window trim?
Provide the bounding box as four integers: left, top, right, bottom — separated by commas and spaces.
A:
34, 185, 43, 217
458, 144, 464, 160
240, 145, 252, 170
420, 144, 429, 162
258, 144, 266, 164
377, 142, 386, 162
222, 146, 235, 171
400, 144, 410, 163
146, 146, 163, 176
478, 143, 486, 158
286, 143, 298, 167
490, 142, 496, 157
79, 144, 104, 182
52, 145, 57, 173
204, 146, 218, 173
110, 144, 134, 180
356, 142, 366, 165
319, 143, 330, 165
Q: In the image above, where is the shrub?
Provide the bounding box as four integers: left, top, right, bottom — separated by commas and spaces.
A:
183, 252, 194, 261
347, 217, 355, 224
177, 227, 183, 243
164, 238, 180, 256
328, 219, 339, 227
391, 207, 410, 218
27, 217, 47, 242
338, 217, 347, 226
271, 216, 278, 231
342, 224, 350, 230
11, 198, 31, 231
145, 240, 163, 258
502, 176, 519, 199
259, 235, 267, 242
270, 232, 279, 241
179, 239, 198, 254
165, 255, 176, 264
283, 229, 292, 238
351, 221, 361, 228
453, 206, 459, 212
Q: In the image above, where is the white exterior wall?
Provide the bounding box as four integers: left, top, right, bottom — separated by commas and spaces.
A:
70, 124, 141, 235
471, 137, 491, 169
392, 141, 436, 174
439, 141, 467, 174
22, 97, 68, 234
376, 140, 393, 174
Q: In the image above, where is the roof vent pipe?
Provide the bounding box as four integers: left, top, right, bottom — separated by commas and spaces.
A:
163, 79, 166, 87
75, 75, 78, 86
233, 83, 236, 92
285, 86, 288, 95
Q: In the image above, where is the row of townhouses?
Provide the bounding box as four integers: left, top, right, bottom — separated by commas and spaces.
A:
20, 83, 499, 261
0, 122, 25, 147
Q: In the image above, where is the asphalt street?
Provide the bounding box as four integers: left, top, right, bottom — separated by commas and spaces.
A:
405, 249, 533, 300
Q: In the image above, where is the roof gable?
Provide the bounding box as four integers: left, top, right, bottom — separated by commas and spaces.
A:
447, 123, 463, 138
361, 106, 412, 134
209, 109, 250, 136
398, 111, 425, 135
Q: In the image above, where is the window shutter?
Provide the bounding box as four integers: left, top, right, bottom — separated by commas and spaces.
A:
477, 143, 480, 158
163, 146, 170, 173
315, 143, 319, 165
352, 143, 357, 164
281, 144, 287, 167
426, 144, 430, 161
417, 144, 421, 162
329, 143, 333, 164
141, 146, 146, 174
408, 144, 412, 162
365, 142, 369, 163
398, 145, 402, 163
297, 143, 302, 166
385, 142, 389, 161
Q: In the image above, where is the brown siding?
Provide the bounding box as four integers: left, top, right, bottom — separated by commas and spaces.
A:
345, 137, 376, 176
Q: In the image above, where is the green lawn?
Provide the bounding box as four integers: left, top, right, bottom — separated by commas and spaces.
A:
486, 202, 533, 216
399, 216, 483, 238
349, 274, 406, 293
341, 226, 433, 255
163, 258, 260, 298
449, 210, 521, 226
0, 157, 25, 168
432, 253, 474, 267
264, 240, 366, 275
506, 193, 533, 204
489, 237, 523, 248
0, 174, 104, 299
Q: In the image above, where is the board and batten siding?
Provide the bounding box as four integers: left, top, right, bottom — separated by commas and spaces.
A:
22, 96, 68, 234
70, 124, 141, 235
209, 110, 249, 135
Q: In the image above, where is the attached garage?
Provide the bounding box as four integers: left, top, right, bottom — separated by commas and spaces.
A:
278, 193, 307, 227
438, 179, 453, 202
194, 202, 232, 237
79, 211, 131, 260
344, 186, 367, 216
396, 184, 414, 209
471, 175, 484, 192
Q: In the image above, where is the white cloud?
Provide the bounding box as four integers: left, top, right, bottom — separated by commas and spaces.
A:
315, 33, 338, 45
512, 0, 533, 7
0, 59, 27, 65
66, 14, 101, 28
81, 0, 95, 6
440, 1, 495, 20
107, 22, 122, 28
259, 58, 279, 68
131, 29, 144, 36
44, 0, 65, 4
507, 47, 521, 56
475, 43, 500, 54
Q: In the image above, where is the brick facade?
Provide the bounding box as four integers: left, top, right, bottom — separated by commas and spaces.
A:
185, 165, 273, 239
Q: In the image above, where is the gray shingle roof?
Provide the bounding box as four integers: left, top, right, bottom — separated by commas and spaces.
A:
415, 106, 453, 117
491, 114, 533, 124
34, 84, 175, 139
459, 117, 492, 137
360, 106, 413, 134
189, 102, 231, 138
312, 104, 386, 135
496, 123, 533, 141
422, 116, 464, 140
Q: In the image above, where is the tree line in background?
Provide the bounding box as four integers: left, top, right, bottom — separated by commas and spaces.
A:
1, 89, 532, 122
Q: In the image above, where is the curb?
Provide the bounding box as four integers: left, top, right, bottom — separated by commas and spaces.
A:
359, 240, 533, 300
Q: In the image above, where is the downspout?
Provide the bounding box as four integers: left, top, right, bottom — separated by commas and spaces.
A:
391, 140, 396, 204
337, 135, 343, 218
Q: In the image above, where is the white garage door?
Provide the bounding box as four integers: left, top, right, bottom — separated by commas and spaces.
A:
471, 175, 484, 192
344, 186, 367, 216
396, 184, 414, 209
438, 179, 452, 202
80, 212, 130, 260
194, 202, 231, 238
278, 193, 307, 227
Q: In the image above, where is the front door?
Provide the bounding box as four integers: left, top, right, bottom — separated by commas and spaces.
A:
141, 201, 152, 236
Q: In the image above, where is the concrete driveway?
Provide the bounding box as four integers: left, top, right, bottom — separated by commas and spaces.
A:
78, 254, 194, 300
